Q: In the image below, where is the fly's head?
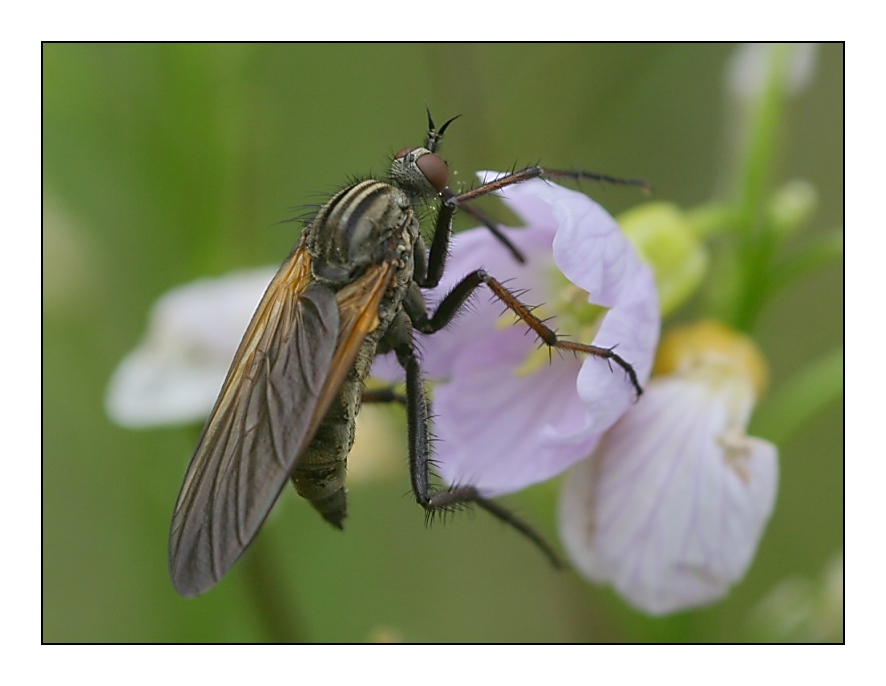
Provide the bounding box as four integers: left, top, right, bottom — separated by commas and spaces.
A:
389, 146, 450, 201
389, 110, 460, 201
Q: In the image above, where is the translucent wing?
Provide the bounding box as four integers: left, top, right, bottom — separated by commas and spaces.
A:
309, 261, 398, 437
169, 242, 394, 598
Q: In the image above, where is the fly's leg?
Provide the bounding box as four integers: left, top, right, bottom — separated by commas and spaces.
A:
389, 332, 561, 569
424, 165, 652, 279
414, 192, 642, 391
406, 272, 643, 397
451, 166, 651, 209
450, 197, 525, 264
422, 109, 525, 265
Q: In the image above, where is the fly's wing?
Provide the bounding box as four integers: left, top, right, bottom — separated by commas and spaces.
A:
169, 242, 395, 598
308, 261, 399, 439
168, 244, 329, 597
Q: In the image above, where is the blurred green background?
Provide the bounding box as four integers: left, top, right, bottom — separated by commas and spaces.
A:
43, 43, 843, 643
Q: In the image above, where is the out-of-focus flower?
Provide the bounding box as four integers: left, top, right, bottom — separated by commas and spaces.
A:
374, 172, 660, 496
726, 43, 818, 102
559, 321, 778, 615
106, 268, 275, 427
767, 179, 818, 241
746, 552, 843, 642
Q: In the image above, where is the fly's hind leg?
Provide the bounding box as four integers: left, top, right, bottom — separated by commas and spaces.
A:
382, 310, 562, 568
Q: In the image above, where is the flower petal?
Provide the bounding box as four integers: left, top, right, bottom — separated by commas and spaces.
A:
573, 267, 660, 435
382, 174, 659, 495
478, 174, 660, 440
482, 171, 647, 308
106, 268, 275, 427
433, 327, 600, 496
559, 374, 778, 615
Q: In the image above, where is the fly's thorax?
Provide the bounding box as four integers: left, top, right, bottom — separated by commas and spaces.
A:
308, 180, 416, 286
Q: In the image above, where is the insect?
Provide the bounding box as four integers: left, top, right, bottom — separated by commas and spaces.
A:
168, 111, 648, 597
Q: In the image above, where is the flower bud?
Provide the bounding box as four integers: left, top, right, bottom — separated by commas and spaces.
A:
618, 202, 707, 316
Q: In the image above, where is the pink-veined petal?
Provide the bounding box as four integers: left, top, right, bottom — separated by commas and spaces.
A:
559, 374, 778, 615
479, 171, 647, 308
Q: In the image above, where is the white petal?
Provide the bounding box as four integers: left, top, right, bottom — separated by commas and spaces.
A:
559, 375, 778, 615
106, 268, 275, 427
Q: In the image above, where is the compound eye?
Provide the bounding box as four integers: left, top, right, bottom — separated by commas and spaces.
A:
416, 152, 449, 193
395, 146, 419, 159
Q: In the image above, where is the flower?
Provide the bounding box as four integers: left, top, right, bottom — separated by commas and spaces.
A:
373, 172, 661, 496
746, 552, 842, 642
106, 268, 275, 427
559, 321, 778, 615
725, 43, 818, 102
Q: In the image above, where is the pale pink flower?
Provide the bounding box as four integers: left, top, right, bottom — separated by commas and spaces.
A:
373, 173, 660, 495
559, 322, 778, 614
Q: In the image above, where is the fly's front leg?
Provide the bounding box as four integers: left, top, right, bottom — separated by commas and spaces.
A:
451, 167, 652, 207
382, 309, 561, 567
422, 188, 525, 288
424, 167, 652, 281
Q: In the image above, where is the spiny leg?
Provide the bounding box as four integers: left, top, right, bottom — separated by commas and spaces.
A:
453, 166, 652, 205
409, 271, 643, 397
422, 187, 521, 287
419, 110, 526, 268
423, 165, 651, 287
390, 335, 561, 568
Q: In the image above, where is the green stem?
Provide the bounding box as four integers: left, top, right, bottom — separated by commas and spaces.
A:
733, 44, 794, 332
736, 44, 792, 226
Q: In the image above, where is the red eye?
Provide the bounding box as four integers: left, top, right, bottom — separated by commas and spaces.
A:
395, 146, 419, 159
416, 152, 449, 193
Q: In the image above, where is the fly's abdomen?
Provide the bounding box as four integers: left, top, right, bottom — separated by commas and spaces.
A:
292, 462, 349, 529
294, 180, 416, 529
291, 331, 382, 529
292, 376, 360, 529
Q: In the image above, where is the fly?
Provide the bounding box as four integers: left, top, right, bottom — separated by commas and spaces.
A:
168, 111, 649, 597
